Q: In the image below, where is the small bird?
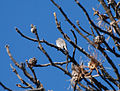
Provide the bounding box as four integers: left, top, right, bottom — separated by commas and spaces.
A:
56, 38, 67, 51
31, 24, 37, 33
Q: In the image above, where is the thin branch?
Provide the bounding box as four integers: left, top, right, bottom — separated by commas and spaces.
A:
100, 66, 120, 88
15, 25, 71, 77
10, 64, 34, 89
34, 60, 71, 67
73, 0, 120, 83
92, 8, 110, 25
115, 2, 120, 18
34, 29, 54, 65
103, 41, 120, 57
70, 29, 77, 59
99, 73, 116, 90
15, 28, 38, 42
74, 0, 101, 36
78, 82, 94, 90
26, 60, 39, 88
37, 47, 72, 77
98, 0, 120, 36
27, 88, 45, 91
33, 26, 72, 77
53, 12, 94, 62
6, 45, 39, 86
90, 77, 109, 90
73, 82, 77, 91
5, 45, 21, 68
83, 77, 100, 90
90, 26, 96, 37
74, 0, 120, 43
16, 84, 32, 89
76, 20, 92, 36
98, 46, 120, 82
51, 0, 96, 47
0, 82, 12, 91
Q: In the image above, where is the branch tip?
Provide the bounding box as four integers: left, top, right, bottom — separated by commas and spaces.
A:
53, 12, 57, 18
5, 45, 9, 48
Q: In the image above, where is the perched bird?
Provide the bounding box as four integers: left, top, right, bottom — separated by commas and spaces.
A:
31, 24, 37, 33
56, 38, 67, 51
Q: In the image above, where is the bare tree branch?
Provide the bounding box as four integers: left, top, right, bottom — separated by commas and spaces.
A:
5, 45, 41, 87
10, 64, 34, 89
0, 82, 12, 91
70, 29, 77, 59
2, 0, 120, 90
34, 60, 71, 67
98, 0, 120, 36
15, 28, 38, 42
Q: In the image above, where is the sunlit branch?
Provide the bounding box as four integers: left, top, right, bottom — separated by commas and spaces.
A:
34, 60, 71, 67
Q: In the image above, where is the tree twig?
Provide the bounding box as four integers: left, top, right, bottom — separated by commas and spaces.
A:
10, 64, 34, 89
5, 45, 39, 86
34, 60, 71, 67
0, 82, 12, 91
70, 29, 77, 59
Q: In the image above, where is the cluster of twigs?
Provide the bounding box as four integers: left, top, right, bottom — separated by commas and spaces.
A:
1, 0, 120, 91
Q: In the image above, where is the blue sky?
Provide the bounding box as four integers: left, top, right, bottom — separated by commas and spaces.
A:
0, 0, 120, 91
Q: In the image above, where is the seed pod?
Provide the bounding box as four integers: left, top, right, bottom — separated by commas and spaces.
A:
29, 57, 37, 66
94, 35, 105, 44
31, 24, 37, 33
